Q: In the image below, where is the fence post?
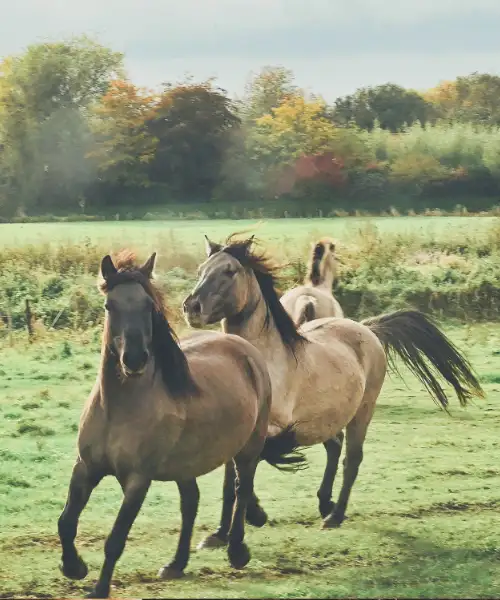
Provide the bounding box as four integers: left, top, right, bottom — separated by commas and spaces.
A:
25, 298, 34, 343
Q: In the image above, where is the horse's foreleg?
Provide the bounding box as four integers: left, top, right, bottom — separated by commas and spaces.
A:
58, 458, 102, 581
197, 461, 235, 549
317, 432, 344, 518
226, 457, 258, 569
158, 479, 199, 579
88, 476, 150, 598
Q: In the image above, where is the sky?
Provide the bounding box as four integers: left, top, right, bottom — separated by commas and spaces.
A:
2, 0, 500, 101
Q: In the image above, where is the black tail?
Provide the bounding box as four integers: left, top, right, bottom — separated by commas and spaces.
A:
260, 425, 308, 472
362, 309, 484, 410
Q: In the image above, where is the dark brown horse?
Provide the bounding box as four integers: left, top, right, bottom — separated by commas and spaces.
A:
57, 251, 304, 598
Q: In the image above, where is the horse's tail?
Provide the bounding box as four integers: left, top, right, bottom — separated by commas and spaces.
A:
260, 425, 308, 472
362, 310, 484, 410
295, 295, 317, 327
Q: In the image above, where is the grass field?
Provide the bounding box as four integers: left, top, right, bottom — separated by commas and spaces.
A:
0, 215, 496, 251
1, 216, 500, 598
0, 324, 499, 598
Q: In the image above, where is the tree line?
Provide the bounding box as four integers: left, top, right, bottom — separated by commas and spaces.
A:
2, 36, 500, 219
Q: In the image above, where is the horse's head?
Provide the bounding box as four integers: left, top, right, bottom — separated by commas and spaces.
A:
100, 252, 157, 378
183, 235, 255, 328
309, 238, 339, 286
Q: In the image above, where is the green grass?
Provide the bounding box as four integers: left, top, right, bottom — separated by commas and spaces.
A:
0, 215, 496, 250
1, 323, 500, 598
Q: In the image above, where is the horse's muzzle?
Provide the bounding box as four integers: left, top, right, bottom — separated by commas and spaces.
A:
121, 349, 149, 376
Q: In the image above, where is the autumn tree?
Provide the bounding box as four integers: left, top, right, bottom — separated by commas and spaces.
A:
89, 80, 157, 187
425, 73, 500, 126
240, 66, 297, 123
332, 84, 434, 132
144, 81, 240, 199
247, 94, 372, 196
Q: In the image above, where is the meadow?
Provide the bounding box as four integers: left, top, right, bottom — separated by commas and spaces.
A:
1, 216, 500, 598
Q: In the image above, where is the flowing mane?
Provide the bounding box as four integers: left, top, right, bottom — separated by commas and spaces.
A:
100, 251, 198, 396
306, 237, 337, 286
222, 236, 307, 354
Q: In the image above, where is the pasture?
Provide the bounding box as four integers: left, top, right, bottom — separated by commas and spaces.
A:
1, 216, 500, 598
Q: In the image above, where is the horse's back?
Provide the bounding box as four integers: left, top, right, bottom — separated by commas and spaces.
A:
281, 285, 343, 323
302, 316, 387, 386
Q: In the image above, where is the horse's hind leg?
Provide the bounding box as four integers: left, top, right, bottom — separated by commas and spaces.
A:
58, 458, 103, 581
323, 405, 374, 529
227, 455, 259, 569
197, 461, 235, 549
159, 479, 199, 579
317, 431, 344, 519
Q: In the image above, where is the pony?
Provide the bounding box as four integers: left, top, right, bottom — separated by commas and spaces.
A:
57, 250, 304, 598
183, 234, 483, 546
281, 237, 343, 326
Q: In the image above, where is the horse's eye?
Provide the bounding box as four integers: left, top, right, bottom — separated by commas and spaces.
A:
225, 267, 236, 277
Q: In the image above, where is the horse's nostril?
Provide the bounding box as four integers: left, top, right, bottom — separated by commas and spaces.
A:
191, 300, 201, 315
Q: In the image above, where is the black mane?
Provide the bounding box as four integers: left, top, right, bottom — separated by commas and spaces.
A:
222, 237, 307, 356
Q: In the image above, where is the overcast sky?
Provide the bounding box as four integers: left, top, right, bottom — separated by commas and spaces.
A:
3, 0, 500, 101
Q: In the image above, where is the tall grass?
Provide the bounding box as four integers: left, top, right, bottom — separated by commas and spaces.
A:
2, 219, 500, 340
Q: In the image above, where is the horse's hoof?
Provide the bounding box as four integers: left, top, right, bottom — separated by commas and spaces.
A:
228, 542, 251, 569
319, 500, 335, 520
197, 534, 227, 550
85, 586, 108, 599
246, 505, 268, 528
158, 565, 185, 580
59, 557, 88, 580
322, 513, 346, 529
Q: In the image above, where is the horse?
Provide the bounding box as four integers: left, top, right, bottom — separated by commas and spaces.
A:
183, 234, 484, 546
57, 250, 305, 599
280, 237, 344, 326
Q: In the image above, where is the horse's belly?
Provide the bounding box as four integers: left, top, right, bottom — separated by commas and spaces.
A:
152, 433, 256, 481
291, 376, 365, 445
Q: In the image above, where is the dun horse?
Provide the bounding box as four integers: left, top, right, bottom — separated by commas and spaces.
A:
183, 234, 484, 545
57, 251, 304, 598
281, 237, 344, 326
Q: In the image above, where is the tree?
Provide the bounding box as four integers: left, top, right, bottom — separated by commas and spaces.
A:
423, 73, 500, 126
0, 36, 124, 214
89, 80, 157, 187
332, 84, 434, 132
145, 81, 241, 199
240, 66, 297, 123
247, 95, 372, 196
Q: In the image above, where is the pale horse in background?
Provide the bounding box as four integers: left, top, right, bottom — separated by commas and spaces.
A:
281, 237, 344, 327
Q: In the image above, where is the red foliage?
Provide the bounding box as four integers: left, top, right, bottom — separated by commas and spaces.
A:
274, 152, 346, 195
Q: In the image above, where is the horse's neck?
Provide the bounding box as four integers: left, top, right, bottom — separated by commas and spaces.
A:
307, 267, 335, 293
222, 285, 292, 402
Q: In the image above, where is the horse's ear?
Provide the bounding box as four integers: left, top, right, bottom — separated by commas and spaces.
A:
204, 235, 223, 257
101, 255, 117, 280
242, 235, 255, 253
140, 252, 157, 279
